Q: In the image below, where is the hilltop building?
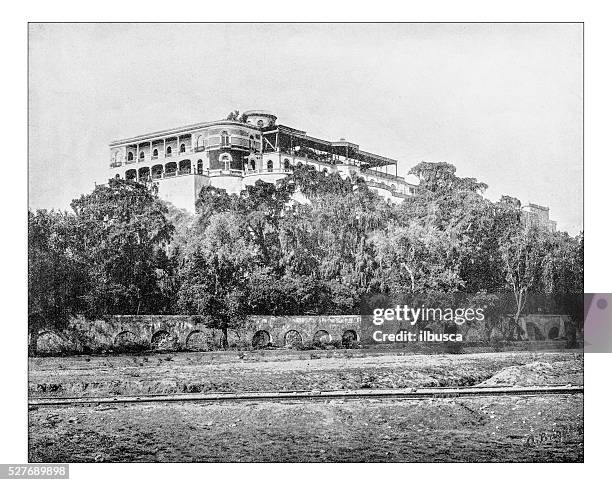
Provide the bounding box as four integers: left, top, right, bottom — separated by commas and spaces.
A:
108, 110, 417, 212
522, 203, 557, 232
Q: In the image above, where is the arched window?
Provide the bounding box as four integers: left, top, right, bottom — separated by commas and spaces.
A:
250, 159, 256, 171
114, 173, 120, 179
284, 159, 291, 172
165, 162, 177, 177
267, 160, 274, 172
151, 164, 163, 179
179, 160, 191, 174
125, 169, 137, 180
249, 135, 255, 150
180, 143, 185, 153
220, 153, 232, 171
127, 152, 134, 161
139, 151, 144, 160
138, 167, 150, 181
166, 146, 172, 156
221, 131, 230, 147
152, 149, 158, 158
197, 159, 203, 175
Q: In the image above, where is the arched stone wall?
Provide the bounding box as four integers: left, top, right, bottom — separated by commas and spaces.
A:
32, 313, 572, 354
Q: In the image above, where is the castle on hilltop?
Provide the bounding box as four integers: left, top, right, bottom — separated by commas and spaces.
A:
107, 110, 557, 232
108, 110, 417, 212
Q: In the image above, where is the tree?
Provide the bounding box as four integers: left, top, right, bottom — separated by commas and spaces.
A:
70, 178, 174, 315
226, 110, 248, 123
370, 221, 463, 297
28, 210, 90, 354
176, 212, 258, 347
498, 225, 548, 339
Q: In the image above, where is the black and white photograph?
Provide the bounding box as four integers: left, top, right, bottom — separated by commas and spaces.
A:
24, 22, 586, 465
0, 8, 608, 480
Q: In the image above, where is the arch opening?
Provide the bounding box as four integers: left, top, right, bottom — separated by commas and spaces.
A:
179, 159, 191, 175
114, 331, 140, 352
252, 330, 271, 349
284, 330, 303, 349
36, 331, 65, 356
185, 330, 215, 351
151, 164, 163, 179
125, 169, 137, 181
341, 330, 358, 348
312, 330, 331, 347
138, 166, 151, 181
164, 162, 177, 177
151, 330, 177, 351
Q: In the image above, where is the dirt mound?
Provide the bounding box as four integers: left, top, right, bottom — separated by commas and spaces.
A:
477, 361, 582, 387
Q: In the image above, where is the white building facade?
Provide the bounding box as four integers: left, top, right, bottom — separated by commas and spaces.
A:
108, 110, 417, 212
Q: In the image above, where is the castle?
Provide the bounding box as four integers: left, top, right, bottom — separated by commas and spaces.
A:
108, 110, 557, 232
108, 110, 417, 212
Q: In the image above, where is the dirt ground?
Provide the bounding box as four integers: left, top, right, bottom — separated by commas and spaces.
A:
28, 350, 584, 463
29, 350, 584, 398
29, 395, 583, 462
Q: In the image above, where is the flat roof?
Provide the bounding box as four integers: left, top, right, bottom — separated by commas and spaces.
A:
109, 119, 247, 147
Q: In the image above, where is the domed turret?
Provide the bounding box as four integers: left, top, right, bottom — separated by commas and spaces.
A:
243, 110, 277, 129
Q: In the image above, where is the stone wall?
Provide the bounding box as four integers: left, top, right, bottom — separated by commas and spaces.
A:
31, 313, 572, 355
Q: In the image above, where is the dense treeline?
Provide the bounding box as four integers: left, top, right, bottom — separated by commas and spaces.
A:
29, 163, 583, 347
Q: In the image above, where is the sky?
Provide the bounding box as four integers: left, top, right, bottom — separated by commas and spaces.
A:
28, 23, 583, 233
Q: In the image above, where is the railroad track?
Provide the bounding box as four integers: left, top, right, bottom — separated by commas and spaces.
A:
28, 385, 583, 408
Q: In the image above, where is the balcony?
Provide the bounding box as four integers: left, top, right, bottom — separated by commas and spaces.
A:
360, 167, 402, 181
244, 168, 293, 176
207, 169, 244, 177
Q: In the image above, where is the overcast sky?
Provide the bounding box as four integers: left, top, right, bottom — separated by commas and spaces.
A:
29, 23, 583, 233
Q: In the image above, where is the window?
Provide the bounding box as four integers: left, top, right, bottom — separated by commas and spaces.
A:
180, 143, 185, 153
197, 159, 203, 175
152, 149, 158, 158
195, 135, 206, 152
257, 120, 264, 128
127, 152, 134, 161
115, 173, 120, 179
221, 131, 230, 147
249, 135, 255, 150
284, 159, 291, 171
267, 160, 273, 172
166, 146, 172, 156
139, 151, 144, 160
250, 160, 256, 170
220, 153, 232, 171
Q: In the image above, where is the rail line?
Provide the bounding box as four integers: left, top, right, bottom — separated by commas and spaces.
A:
28, 385, 583, 408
